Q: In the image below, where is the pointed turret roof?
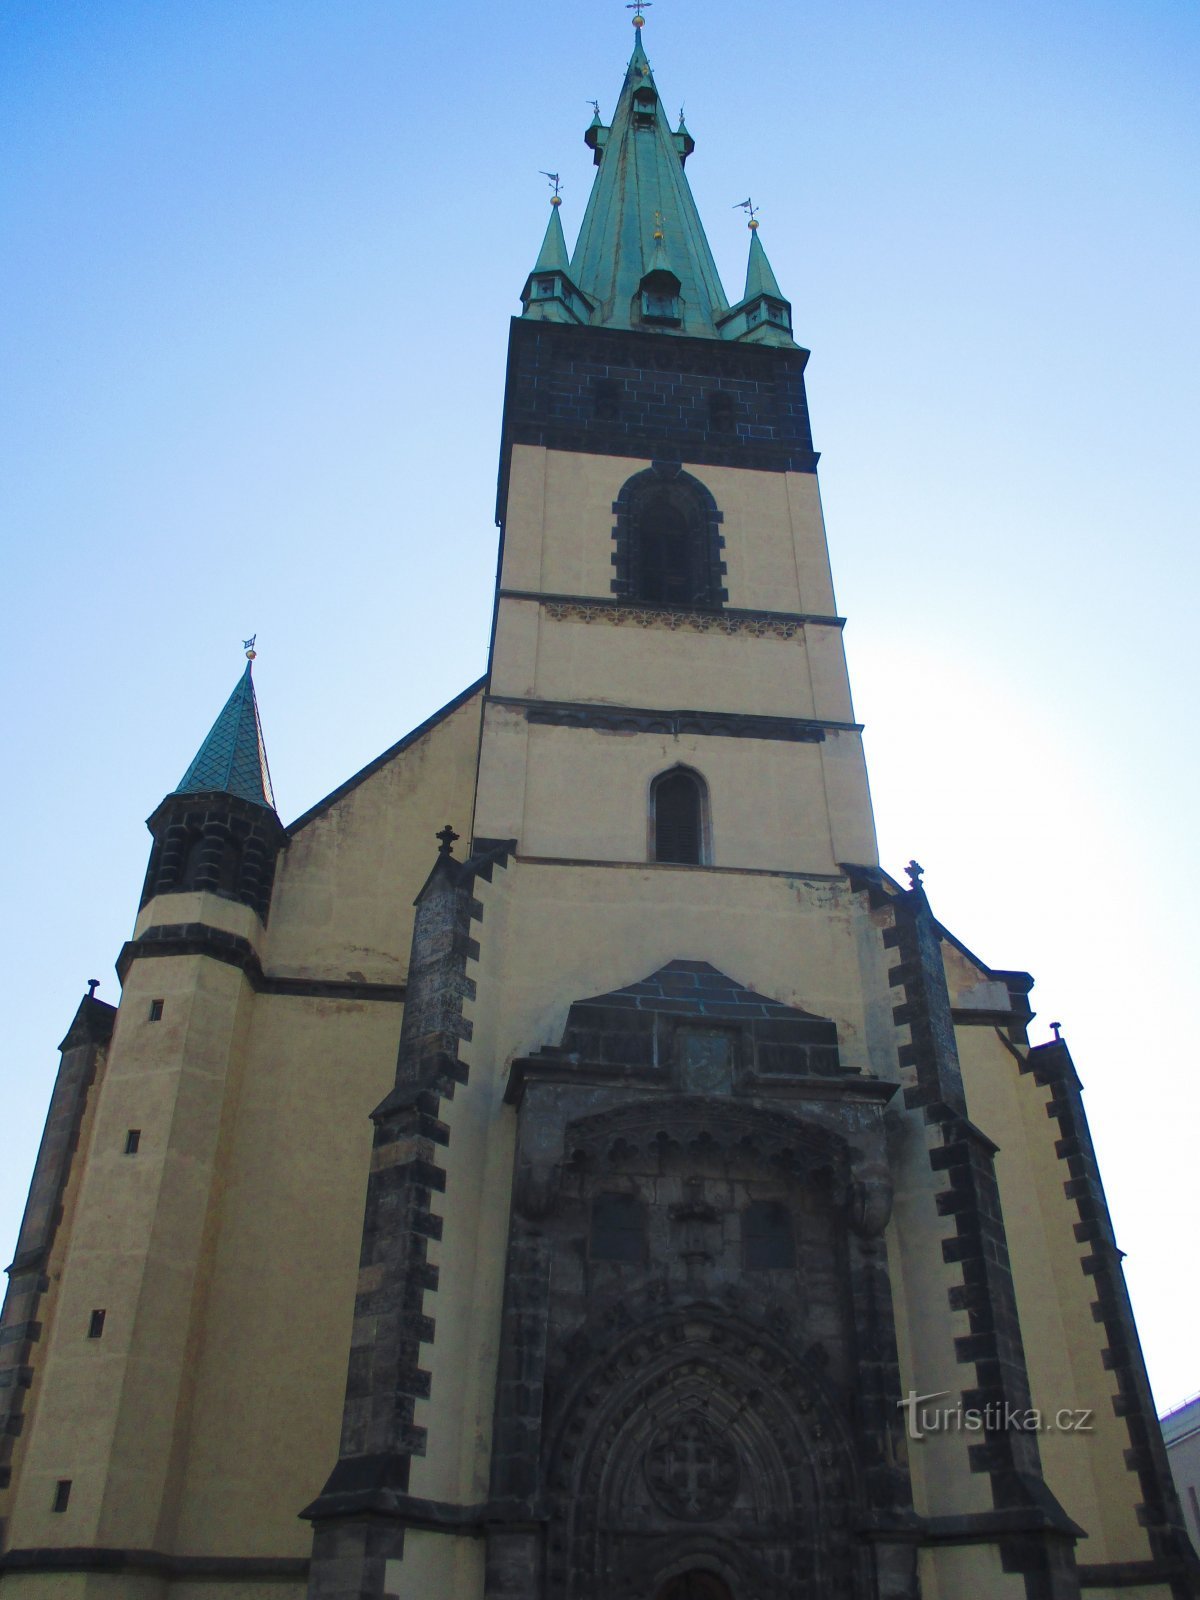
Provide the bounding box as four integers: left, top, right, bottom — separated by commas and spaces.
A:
176, 660, 276, 811
569, 29, 730, 337
533, 199, 570, 273
744, 224, 784, 301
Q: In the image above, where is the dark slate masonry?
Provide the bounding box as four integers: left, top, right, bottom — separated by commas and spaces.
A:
548, 959, 844, 1079
497, 317, 817, 518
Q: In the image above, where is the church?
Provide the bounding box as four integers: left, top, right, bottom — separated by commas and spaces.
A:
0, 18, 1194, 1600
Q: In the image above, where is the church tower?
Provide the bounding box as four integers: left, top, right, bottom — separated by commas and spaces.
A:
1, 18, 1194, 1600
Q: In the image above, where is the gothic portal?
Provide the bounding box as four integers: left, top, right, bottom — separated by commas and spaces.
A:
0, 17, 1194, 1600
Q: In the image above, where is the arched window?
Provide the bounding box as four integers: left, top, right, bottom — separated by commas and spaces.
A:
613, 466, 725, 611
640, 496, 693, 604
590, 1193, 645, 1263
180, 832, 207, 890
743, 1200, 795, 1270
215, 838, 241, 896
652, 768, 707, 865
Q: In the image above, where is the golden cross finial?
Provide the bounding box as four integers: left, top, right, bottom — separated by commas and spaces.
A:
653, 209, 664, 240
626, 0, 651, 27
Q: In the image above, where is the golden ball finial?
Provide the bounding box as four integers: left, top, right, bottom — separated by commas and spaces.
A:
748, 217, 759, 231
632, 9, 645, 25
246, 648, 257, 661
551, 194, 561, 206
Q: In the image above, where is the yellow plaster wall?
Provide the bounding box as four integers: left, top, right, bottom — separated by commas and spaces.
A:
5, 955, 256, 1552
517, 722, 839, 872
500, 446, 840, 619
919, 1540, 1030, 1598
168, 995, 401, 1553
948, 938, 1153, 1568
501, 606, 824, 720
264, 689, 484, 983
473, 709, 876, 877
134, 890, 261, 945
0, 1034, 111, 1545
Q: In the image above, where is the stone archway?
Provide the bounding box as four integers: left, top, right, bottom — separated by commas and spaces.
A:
544, 1310, 864, 1599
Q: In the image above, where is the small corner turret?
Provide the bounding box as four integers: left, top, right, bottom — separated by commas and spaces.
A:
140, 644, 286, 923
521, 185, 593, 326
716, 210, 796, 347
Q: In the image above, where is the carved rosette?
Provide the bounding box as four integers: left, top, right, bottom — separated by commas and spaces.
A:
644, 1416, 740, 1520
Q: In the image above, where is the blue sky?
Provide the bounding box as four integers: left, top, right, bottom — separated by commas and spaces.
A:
2, 1, 1198, 1412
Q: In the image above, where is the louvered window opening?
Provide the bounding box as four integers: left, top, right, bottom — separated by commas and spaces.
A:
654, 771, 703, 864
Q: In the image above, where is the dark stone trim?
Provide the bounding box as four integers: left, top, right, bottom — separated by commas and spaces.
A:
920, 1508, 1085, 1546
142, 790, 288, 924
489, 694, 857, 741
1078, 1560, 1198, 1589
952, 1008, 1023, 1028
117, 924, 405, 1003
510, 853, 846, 882
287, 677, 486, 835
879, 883, 1080, 1600
303, 841, 514, 1595
307, 1485, 490, 1536
0, 1547, 308, 1579
498, 589, 846, 630
1025, 1037, 1200, 1598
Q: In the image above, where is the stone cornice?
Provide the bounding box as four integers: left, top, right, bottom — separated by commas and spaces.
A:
117, 923, 405, 1003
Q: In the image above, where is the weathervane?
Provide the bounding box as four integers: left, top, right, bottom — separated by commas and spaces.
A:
626, 0, 651, 27
734, 196, 761, 231
540, 170, 562, 205
243, 634, 257, 661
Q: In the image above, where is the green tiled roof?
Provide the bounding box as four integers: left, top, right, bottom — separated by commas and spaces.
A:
176, 661, 276, 811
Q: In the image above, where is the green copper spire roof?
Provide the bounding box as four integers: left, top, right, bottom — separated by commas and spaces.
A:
744, 224, 784, 301
568, 29, 731, 338
176, 659, 276, 811
533, 199, 570, 273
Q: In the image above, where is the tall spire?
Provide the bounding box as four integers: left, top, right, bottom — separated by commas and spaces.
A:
176, 656, 276, 811
568, 25, 730, 338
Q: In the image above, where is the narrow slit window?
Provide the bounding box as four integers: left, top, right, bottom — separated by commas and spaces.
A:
87, 1309, 106, 1340
52, 1480, 72, 1513
124, 1129, 141, 1155
652, 768, 706, 865
148, 999, 164, 1022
